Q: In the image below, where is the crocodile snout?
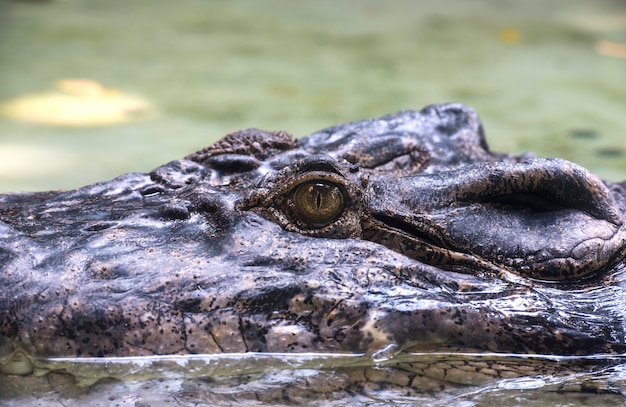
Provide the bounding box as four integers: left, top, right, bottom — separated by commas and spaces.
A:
369, 158, 626, 281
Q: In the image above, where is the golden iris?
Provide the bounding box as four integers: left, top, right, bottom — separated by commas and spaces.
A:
292, 181, 344, 227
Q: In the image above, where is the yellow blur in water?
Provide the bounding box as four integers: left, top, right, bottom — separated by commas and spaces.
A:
499, 28, 521, 44
0, 79, 157, 126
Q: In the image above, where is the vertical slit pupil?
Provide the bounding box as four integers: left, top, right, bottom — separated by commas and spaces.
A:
291, 181, 345, 228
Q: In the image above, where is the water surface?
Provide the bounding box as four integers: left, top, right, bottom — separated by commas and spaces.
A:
0, 0, 624, 192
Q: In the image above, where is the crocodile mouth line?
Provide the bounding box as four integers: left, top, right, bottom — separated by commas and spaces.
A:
366, 214, 503, 276
372, 213, 443, 248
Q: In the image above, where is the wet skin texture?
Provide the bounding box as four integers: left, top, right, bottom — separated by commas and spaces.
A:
1, 103, 626, 385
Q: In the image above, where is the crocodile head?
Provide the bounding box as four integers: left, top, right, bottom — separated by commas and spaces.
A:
1, 103, 625, 388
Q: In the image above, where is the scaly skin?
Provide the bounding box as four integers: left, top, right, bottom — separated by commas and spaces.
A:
1, 104, 625, 395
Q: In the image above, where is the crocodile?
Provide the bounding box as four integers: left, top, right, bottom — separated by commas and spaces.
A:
1, 103, 626, 403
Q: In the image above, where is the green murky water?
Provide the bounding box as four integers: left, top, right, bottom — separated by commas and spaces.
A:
0, 0, 625, 193
1, 0, 626, 405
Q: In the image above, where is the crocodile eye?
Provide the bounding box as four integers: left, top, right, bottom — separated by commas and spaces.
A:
292, 181, 344, 228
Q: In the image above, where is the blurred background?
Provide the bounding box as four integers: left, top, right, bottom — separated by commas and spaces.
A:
0, 0, 624, 193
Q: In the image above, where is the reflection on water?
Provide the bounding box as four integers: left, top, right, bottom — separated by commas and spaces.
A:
1, 352, 626, 406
